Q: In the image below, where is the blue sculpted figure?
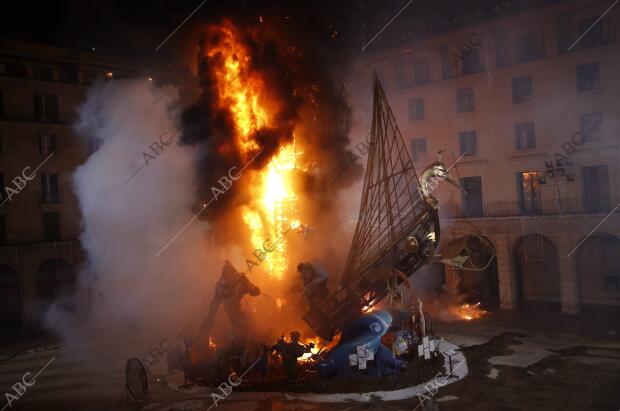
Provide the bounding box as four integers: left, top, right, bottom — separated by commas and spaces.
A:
317, 310, 405, 378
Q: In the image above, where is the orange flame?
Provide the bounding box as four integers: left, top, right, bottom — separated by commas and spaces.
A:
298, 337, 321, 363
206, 20, 303, 280
451, 302, 488, 321
205, 21, 266, 155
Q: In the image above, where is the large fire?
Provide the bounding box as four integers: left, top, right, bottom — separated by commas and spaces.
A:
243, 144, 304, 279
205, 22, 266, 154
206, 20, 303, 280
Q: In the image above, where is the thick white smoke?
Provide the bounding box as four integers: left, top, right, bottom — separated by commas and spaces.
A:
45, 80, 215, 345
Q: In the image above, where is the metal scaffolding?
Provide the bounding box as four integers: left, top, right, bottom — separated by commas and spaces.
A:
303, 77, 439, 340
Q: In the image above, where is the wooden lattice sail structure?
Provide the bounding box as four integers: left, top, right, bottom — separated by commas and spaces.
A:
303, 77, 441, 340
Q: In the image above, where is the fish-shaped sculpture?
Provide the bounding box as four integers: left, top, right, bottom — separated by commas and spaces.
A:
317, 310, 404, 377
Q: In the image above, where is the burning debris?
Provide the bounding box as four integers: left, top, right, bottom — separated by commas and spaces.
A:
451, 302, 488, 322
271, 331, 315, 378
426, 297, 490, 323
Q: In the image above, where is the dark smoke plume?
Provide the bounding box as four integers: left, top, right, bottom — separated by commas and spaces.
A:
180, 18, 361, 221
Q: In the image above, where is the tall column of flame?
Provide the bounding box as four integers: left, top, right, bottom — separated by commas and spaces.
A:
207, 22, 300, 281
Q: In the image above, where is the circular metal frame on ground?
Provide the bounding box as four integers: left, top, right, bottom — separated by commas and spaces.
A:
125, 357, 149, 401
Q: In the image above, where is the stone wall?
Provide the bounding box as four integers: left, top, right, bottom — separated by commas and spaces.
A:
443, 213, 620, 313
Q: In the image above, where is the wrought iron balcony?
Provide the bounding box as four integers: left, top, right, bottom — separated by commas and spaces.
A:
450, 198, 620, 218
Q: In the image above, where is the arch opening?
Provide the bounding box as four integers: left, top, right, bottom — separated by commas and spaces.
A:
513, 234, 560, 311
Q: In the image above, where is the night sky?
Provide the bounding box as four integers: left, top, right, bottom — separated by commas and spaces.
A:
0, 0, 360, 59
1, 0, 566, 61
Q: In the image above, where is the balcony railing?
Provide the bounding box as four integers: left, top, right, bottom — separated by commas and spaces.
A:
452, 198, 619, 218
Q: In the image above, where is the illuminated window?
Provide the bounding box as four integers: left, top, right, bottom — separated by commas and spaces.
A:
517, 171, 544, 214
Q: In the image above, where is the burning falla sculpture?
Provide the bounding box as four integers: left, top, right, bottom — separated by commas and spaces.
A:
303, 77, 448, 342
200, 260, 260, 336
303, 77, 490, 377
188, 76, 491, 383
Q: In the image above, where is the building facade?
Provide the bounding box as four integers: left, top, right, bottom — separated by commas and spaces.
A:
352, 0, 620, 313
0, 40, 176, 330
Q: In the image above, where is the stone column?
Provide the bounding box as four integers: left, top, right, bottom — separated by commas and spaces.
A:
493, 235, 517, 311
21, 252, 41, 326
556, 236, 580, 314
